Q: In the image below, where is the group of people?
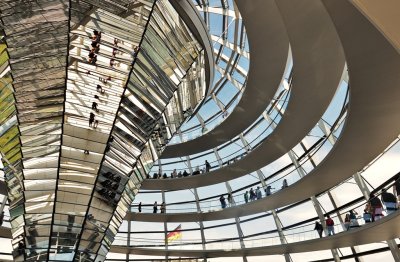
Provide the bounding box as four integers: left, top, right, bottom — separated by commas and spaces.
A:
243, 180, 288, 204
314, 189, 399, 238
87, 30, 101, 64
97, 170, 121, 202
244, 187, 263, 203
137, 202, 167, 214
219, 180, 290, 209
86, 30, 140, 130
87, 30, 106, 128
148, 160, 212, 179
219, 194, 234, 209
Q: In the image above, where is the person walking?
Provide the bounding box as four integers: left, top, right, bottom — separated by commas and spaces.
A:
314, 221, 323, 238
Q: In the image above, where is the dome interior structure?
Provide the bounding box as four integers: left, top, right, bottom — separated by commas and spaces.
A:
1, 0, 400, 261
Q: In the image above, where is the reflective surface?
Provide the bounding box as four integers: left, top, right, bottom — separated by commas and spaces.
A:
0, 0, 206, 260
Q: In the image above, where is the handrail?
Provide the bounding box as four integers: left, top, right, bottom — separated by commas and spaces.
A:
117, 177, 399, 248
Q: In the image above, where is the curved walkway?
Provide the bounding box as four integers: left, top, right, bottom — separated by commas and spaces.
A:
111, 211, 400, 257
161, 0, 289, 158
141, 0, 345, 190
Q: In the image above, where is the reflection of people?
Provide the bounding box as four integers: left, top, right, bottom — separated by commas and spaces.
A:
89, 112, 95, 127
92, 30, 101, 42
138, 202, 142, 213
18, 240, 25, 255
0, 211, 4, 226
92, 102, 98, 111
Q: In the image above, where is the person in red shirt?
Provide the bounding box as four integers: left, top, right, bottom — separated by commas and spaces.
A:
325, 215, 335, 236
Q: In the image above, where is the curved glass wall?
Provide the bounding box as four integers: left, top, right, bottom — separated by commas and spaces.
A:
167, 0, 253, 144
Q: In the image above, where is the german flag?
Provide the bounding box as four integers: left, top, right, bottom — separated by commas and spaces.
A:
166, 224, 182, 243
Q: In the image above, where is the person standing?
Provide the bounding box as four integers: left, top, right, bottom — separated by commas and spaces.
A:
18, 240, 25, 256
256, 187, 262, 200
344, 213, 351, 231
265, 185, 273, 196
349, 210, 359, 227
314, 221, 323, 238
89, 112, 95, 127
244, 191, 249, 203
281, 179, 288, 189
363, 209, 372, 223
369, 193, 384, 221
205, 160, 211, 172
381, 189, 397, 214
227, 193, 233, 207
325, 215, 335, 236
219, 195, 226, 209
138, 202, 142, 213
160, 202, 166, 213
249, 188, 256, 201
172, 169, 177, 178
153, 201, 158, 213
